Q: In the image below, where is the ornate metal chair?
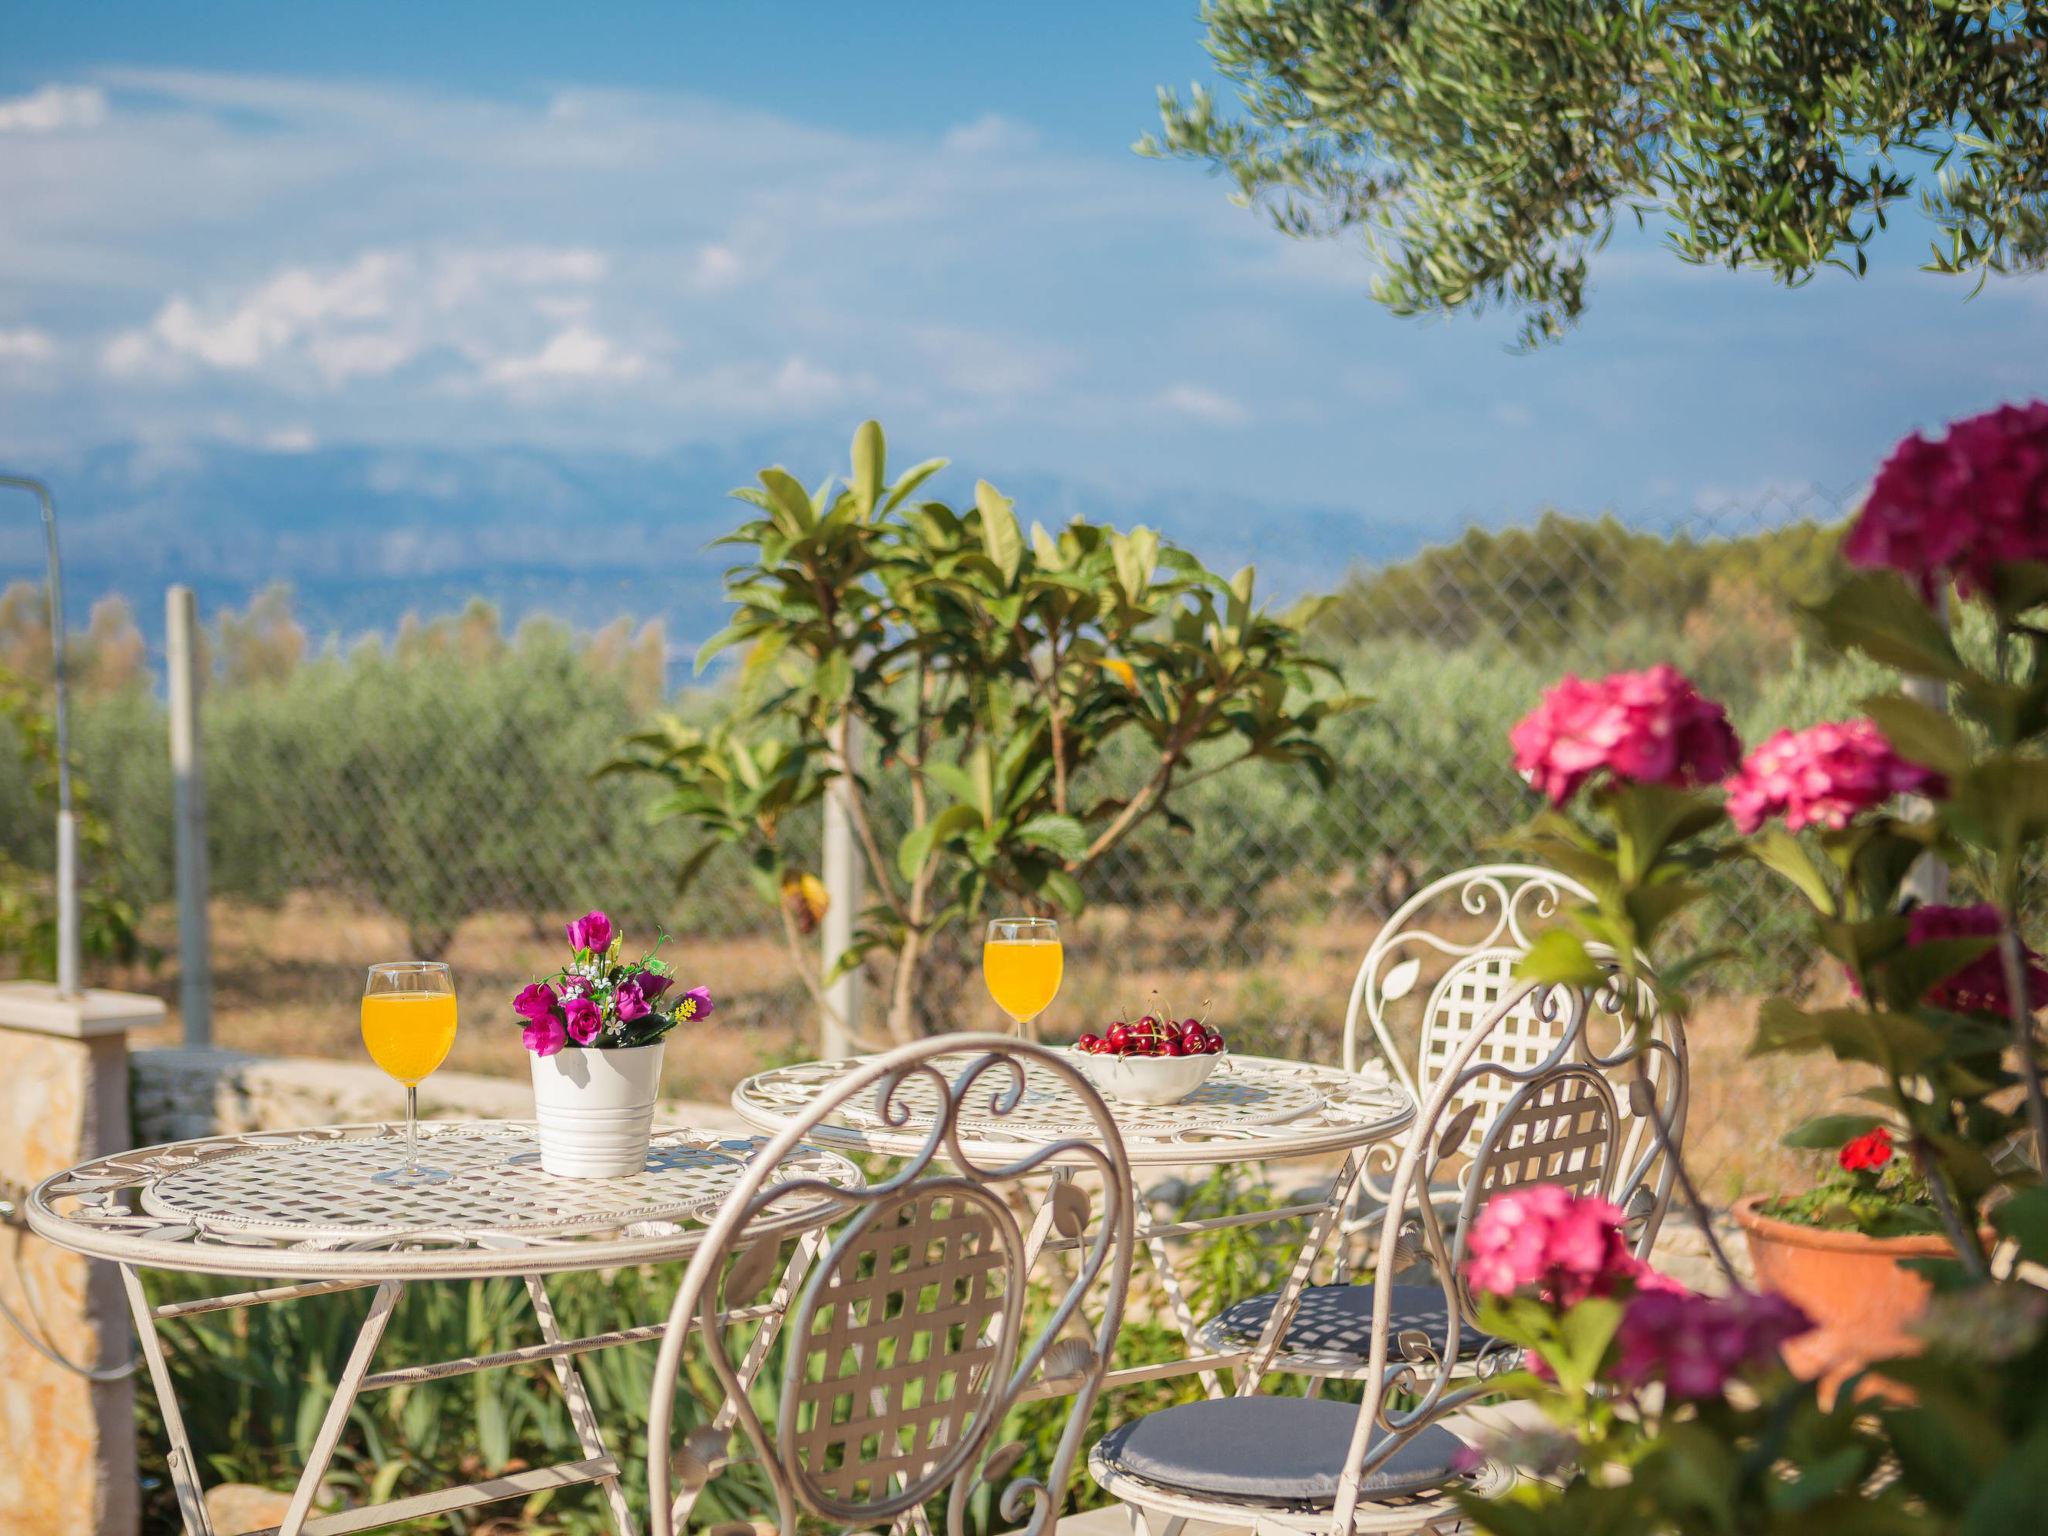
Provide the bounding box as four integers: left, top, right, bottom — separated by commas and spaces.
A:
1193, 941, 1686, 1379
1092, 977, 1650, 1535
645, 1036, 1135, 1536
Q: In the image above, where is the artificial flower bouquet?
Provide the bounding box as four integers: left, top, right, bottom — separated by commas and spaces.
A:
513, 909, 714, 1055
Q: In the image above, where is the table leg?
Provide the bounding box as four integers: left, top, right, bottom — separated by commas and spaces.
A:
278, 1280, 402, 1536
119, 1264, 216, 1536
525, 1274, 638, 1536
1232, 1150, 1367, 1397
1134, 1206, 1224, 1399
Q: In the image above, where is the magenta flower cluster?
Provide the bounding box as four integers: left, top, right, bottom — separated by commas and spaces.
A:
1905, 902, 2048, 1017
513, 910, 715, 1056
1508, 664, 1740, 807
1844, 401, 2048, 599
1466, 1186, 1810, 1402
1724, 719, 1943, 835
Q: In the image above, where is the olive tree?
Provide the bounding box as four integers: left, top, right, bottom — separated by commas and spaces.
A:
1147, 1, 2048, 343
608, 422, 1362, 1044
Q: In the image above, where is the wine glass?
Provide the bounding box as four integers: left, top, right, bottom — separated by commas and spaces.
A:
360, 961, 458, 1186
982, 917, 1063, 1035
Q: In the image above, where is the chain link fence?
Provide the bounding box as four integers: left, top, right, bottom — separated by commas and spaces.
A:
0, 489, 1867, 1072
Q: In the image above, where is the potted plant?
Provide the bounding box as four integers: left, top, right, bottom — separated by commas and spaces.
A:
514, 909, 714, 1177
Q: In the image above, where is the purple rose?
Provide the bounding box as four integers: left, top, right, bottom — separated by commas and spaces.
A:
636, 971, 672, 1001
562, 996, 602, 1045
522, 1015, 567, 1056
614, 977, 651, 1023
672, 985, 715, 1024
513, 981, 559, 1022
565, 910, 613, 954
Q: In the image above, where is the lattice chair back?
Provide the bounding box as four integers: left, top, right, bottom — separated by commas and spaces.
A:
1342, 862, 1595, 1080
1334, 977, 1637, 1529
1410, 946, 1686, 1256
646, 1036, 1135, 1536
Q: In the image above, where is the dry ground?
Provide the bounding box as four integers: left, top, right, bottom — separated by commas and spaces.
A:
97, 893, 1865, 1199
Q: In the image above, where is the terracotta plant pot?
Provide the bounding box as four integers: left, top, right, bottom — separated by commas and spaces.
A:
1732, 1193, 1963, 1402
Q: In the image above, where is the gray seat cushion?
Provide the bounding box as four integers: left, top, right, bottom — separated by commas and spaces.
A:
1095, 1396, 1469, 1506
1200, 1282, 1498, 1362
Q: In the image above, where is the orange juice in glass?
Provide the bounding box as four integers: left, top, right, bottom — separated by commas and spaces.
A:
361, 961, 457, 1186
983, 917, 1062, 1033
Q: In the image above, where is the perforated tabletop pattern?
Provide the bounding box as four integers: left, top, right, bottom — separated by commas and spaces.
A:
30, 1121, 863, 1279
732, 1051, 1414, 1166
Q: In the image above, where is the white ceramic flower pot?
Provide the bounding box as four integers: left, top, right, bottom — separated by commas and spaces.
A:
529, 1041, 665, 1177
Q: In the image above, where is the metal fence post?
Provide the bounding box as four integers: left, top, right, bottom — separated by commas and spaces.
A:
166, 586, 213, 1047
820, 715, 863, 1057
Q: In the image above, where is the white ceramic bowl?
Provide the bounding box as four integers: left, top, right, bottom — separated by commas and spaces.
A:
1071, 1046, 1223, 1105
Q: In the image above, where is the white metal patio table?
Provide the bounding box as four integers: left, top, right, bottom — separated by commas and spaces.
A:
28, 1119, 863, 1536
730, 1050, 1414, 1397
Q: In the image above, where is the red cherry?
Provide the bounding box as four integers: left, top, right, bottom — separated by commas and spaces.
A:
1135, 1014, 1158, 1034
1077, 1034, 1102, 1053
1105, 1024, 1130, 1050
1204, 1027, 1223, 1052
1163, 1036, 1186, 1057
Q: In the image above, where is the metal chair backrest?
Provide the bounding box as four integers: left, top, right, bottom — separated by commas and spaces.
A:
646, 1036, 1135, 1536
1336, 976, 1658, 1528
1343, 863, 1595, 1081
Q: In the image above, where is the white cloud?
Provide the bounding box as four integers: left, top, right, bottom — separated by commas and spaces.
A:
0, 328, 55, 362
0, 85, 107, 134
942, 113, 1038, 156
688, 243, 745, 292
260, 425, 318, 452
485, 325, 650, 388
1157, 383, 1248, 426
103, 245, 614, 385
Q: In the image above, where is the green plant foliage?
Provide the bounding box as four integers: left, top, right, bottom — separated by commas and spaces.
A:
607, 422, 1364, 1042
1147, 2, 2048, 344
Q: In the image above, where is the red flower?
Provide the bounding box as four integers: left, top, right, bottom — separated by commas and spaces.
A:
1845, 402, 2048, 599
1724, 719, 1943, 835
1509, 664, 1740, 807
1838, 1126, 1893, 1173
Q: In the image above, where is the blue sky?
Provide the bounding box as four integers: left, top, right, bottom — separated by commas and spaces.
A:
3, 0, 2045, 535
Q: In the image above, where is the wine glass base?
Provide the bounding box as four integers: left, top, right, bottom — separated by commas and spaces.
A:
371, 1165, 451, 1188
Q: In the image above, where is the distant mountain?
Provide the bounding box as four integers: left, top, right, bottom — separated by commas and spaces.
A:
0, 439, 1446, 664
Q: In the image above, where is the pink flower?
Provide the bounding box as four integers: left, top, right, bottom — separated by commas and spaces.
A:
1509, 665, 1740, 807
562, 995, 602, 1045
512, 981, 559, 1022
1613, 1288, 1812, 1400
614, 977, 652, 1023
565, 910, 613, 954
1464, 1185, 1634, 1305
673, 985, 715, 1023
636, 971, 672, 1001
1724, 719, 1944, 835
1906, 903, 2048, 1015
522, 1014, 567, 1056
1845, 402, 2048, 599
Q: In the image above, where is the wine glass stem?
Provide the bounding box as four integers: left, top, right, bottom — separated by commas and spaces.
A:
404, 1085, 419, 1173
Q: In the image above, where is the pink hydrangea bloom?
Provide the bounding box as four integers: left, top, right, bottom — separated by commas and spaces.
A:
1845, 402, 2048, 598
1510, 665, 1740, 807
1907, 902, 2048, 1015
521, 1014, 567, 1056
1724, 719, 1944, 835
1612, 1288, 1812, 1400
1464, 1185, 1634, 1305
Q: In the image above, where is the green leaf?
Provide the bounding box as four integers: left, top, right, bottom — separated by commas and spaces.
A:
1862, 691, 1972, 778
1039, 866, 1086, 913
758, 467, 819, 535
880, 456, 947, 513
895, 803, 981, 882
1991, 1184, 2048, 1264
1515, 927, 1604, 987
1753, 1000, 1942, 1072
1804, 570, 1967, 681
851, 419, 885, 517
975, 480, 1023, 584
694, 623, 755, 674
1782, 1112, 1886, 1149
1013, 813, 1089, 862
1749, 824, 1837, 915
